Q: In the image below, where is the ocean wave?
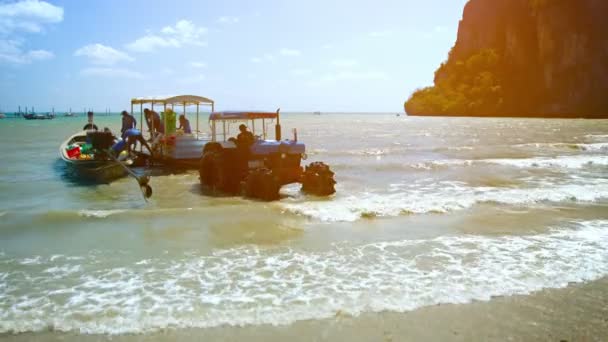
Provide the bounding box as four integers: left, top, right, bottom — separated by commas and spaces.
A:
515, 142, 608, 152
407, 155, 608, 171
483, 155, 608, 169
281, 180, 608, 222
1, 220, 606, 334
585, 134, 608, 141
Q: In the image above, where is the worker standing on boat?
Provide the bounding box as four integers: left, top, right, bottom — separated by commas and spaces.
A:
178, 114, 192, 134
143, 108, 164, 143
120, 110, 137, 137
82, 111, 98, 131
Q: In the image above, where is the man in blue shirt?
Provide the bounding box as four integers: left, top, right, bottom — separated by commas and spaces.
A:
112, 128, 152, 155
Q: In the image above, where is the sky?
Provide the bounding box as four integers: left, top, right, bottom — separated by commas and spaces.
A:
0, 0, 468, 113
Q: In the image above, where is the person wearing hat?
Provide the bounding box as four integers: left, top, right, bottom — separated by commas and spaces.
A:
120, 110, 137, 137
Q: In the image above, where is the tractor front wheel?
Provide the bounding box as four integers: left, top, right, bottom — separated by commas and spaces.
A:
301, 162, 336, 196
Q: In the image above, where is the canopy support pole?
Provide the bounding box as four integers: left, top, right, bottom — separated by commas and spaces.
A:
196, 104, 199, 137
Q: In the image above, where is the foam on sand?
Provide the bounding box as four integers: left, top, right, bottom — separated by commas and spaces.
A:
1, 220, 607, 334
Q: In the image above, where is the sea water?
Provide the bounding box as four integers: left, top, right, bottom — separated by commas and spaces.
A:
0, 114, 607, 336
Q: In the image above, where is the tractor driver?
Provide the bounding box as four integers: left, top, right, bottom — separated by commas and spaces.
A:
236, 124, 254, 148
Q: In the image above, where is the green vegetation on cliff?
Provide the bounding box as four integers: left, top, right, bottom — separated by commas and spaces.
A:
405, 0, 608, 117
405, 49, 504, 116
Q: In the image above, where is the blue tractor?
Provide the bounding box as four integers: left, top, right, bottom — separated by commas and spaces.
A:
199, 110, 336, 201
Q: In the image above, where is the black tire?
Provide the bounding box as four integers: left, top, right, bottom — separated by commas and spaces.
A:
245, 168, 280, 201
301, 162, 336, 196
199, 151, 215, 188
199, 150, 240, 194
214, 151, 240, 195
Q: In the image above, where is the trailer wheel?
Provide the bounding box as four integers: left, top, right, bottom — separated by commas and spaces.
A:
301, 162, 336, 196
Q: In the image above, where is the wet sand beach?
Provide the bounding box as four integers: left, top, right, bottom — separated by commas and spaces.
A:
3, 278, 607, 341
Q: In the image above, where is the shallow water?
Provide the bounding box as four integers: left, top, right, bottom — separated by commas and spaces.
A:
1, 114, 607, 337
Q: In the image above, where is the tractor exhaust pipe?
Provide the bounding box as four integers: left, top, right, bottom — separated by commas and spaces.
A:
275, 108, 281, 141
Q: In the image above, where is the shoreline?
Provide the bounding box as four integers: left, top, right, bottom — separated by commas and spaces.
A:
406, 113, 608, 119
3, 277, 607, 342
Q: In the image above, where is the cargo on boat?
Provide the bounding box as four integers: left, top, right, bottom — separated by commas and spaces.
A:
59, 130, 127, 182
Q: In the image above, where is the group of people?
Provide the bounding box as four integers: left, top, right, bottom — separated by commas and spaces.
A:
82, 109, 194, 155
82, 109, 255, 157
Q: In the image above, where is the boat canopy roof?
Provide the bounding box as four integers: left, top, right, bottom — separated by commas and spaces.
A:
209, 111, 278, 121
131, 95, 214, 106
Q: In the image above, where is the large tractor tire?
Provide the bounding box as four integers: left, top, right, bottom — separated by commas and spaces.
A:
199, 150, 240, 195
244, 168, 281, 201
199, 151, 215, 188
301, 162, 336, 196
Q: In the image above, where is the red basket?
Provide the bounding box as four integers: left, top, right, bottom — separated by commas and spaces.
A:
66, 146, 81, 159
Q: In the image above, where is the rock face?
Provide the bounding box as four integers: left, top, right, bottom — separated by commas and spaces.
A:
405, 0, 608, 117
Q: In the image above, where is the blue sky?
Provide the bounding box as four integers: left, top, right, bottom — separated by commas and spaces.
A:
0, 0, 467, 112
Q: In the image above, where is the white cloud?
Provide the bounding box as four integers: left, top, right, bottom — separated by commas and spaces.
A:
0, 39, 53, 64
190, 61, 206, 68
74, 43, 134, 65
178, 74, 205, 85
25, 49, 52, 60
367, 30, 392, 38
217, 16, 239, 24
80, 67, 144, 79
251, 53, 275, 63
290, 69, 312, 76
320, 70, 388, 82
0, 0, 63, 34
279, 48, 301, 57
331, 59, 358, 68
126, 20, 207, 53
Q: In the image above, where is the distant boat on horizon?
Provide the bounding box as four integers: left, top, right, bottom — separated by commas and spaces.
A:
313, 111, 321, 115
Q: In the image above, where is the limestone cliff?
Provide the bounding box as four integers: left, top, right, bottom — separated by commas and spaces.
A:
405, 0, 608, 117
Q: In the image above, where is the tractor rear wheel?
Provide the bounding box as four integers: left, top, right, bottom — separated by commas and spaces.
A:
199, 151, 215, 188
199, 151, 240, 194
301, 162, 336, 196
244, 168, 280, 201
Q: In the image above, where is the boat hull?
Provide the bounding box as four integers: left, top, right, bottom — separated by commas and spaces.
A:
65, 161, 127, 183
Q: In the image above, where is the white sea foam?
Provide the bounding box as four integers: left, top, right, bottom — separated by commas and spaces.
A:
1, 220, 607, 334
281, 180, 608, 222
412, 155, 608, 171
585, 134, 608, 141
78, 209, 127, 218
577, 142, 608, 151
514, 142, 608, 152
483, 155, 608, 169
